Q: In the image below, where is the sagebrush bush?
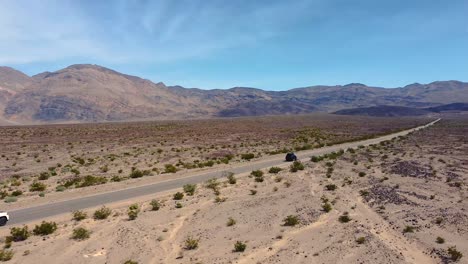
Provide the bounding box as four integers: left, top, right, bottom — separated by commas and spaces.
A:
150, 199, 161, 211
447, 246, 463, 262
250, 170, 263, 177
129, 169, 144, 178
71, 227, 91, 240
164, 164, 177, 173
436, 237, 445, 244
269, 167, 282, 174
403, 225, 415, 233
338, 213, 351, 223
184, 237, 199, 250
290, 161, 304, 172
29, 181, 47, 192
325, 184, 337, 191
93, 206, 112, 220
234, 241, 247, 252
356, 237, 366, 244
227, 173, 237, 184
10, 226, 30, 242
183, 184, 196, 196
241, 153, 255, 160
322, 202, 332, 212
0, 249, 13, 261
283, 215, 299, 226
173, 192, 184, 200
128, 204, 140, 220
33, 221, 58, 236
227, 217, 236, 226
72, 210, 87, 221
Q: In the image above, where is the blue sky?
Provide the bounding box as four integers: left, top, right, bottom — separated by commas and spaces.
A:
0, 0, 467, 90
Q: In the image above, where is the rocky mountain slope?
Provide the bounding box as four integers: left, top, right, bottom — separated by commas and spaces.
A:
0, 64, 467, 124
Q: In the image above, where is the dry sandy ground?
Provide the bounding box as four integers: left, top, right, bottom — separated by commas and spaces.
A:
1, 119, 466, 264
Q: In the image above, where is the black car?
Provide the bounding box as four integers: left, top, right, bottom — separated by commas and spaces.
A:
285, 152, 297, 162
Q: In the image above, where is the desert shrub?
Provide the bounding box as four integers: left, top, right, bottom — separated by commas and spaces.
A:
129, 169, 144, 178
164, 164, 178, 173
128, 204, 140, 220
241, 153, 255, 160
310, 155, 323, 162
150, 199, 161, 211
173, 192, 184, 200
123, 260, 138, 264
325, 184, 337, 191
93, 206, 112, 220
269, 167, 282, 174
250, 189, 257, 195
29, 181, 46, 192
38, 172, 50, 180
447, 246, 463, 262
4, 197, 17, 203
234, 241, 247, 252
72, 210, 87, 221
0, 249, 13, 261
215, 196, 227, 203
359, 190, 369, 197
435, 217, 444, 225
100, 165, 109, 173
56, 185, 66, 192
250, 170, 264, 177
283, 215, 299, 226
76, 175, 107, 188
436, 237, 445, 244
10, 226, 30, 242
358, 172, 366, 177
205, 178, 220, 191
254, 176, 264, 182
71, 227, 91, 240
227, 174, 237, 185
356, 237, 366, 244
290, 161, 304, 172
33, 221, 57, 236
183, 184, 196, 196
184, 237, 199, 250
284, 181, 291, 188
322, 202, 332, 212
403, 226, 415, 233
338, 213, 351, 223
175, 202, 183, 208
111, 175, 122, 182
227, 217, 236, 226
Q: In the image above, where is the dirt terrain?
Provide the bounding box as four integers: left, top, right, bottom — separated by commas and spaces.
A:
1, 115, 466, 264
0, 114, 426, 205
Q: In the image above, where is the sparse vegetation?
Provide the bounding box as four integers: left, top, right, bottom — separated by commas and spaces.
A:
33, 221, 58, 236
127, 204, 140, 220
184, 237, 199, 250
290, 161, 304, 172
10, 226, 30, 242
150, 199, 161, 211
283, 215, 299, 226
183, 184, 196, 196
338, 212, 351, 223
72, 210, 87, 221
173, 192, 184, 200
234, 241, 247, 252
268, 167, 282, 174
227, 217, 236, 226
93, 206, 112, 220
71, 227, 91, 240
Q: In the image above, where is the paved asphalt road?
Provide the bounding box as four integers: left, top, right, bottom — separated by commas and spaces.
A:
6, 119, 440, 225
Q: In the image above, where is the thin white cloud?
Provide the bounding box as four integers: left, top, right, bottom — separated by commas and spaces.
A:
0, 0, 315, 65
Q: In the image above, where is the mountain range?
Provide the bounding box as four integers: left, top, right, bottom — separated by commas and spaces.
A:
1, 64, 467, 124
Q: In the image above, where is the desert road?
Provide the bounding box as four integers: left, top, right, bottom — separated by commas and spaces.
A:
6, 118, 440, 225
